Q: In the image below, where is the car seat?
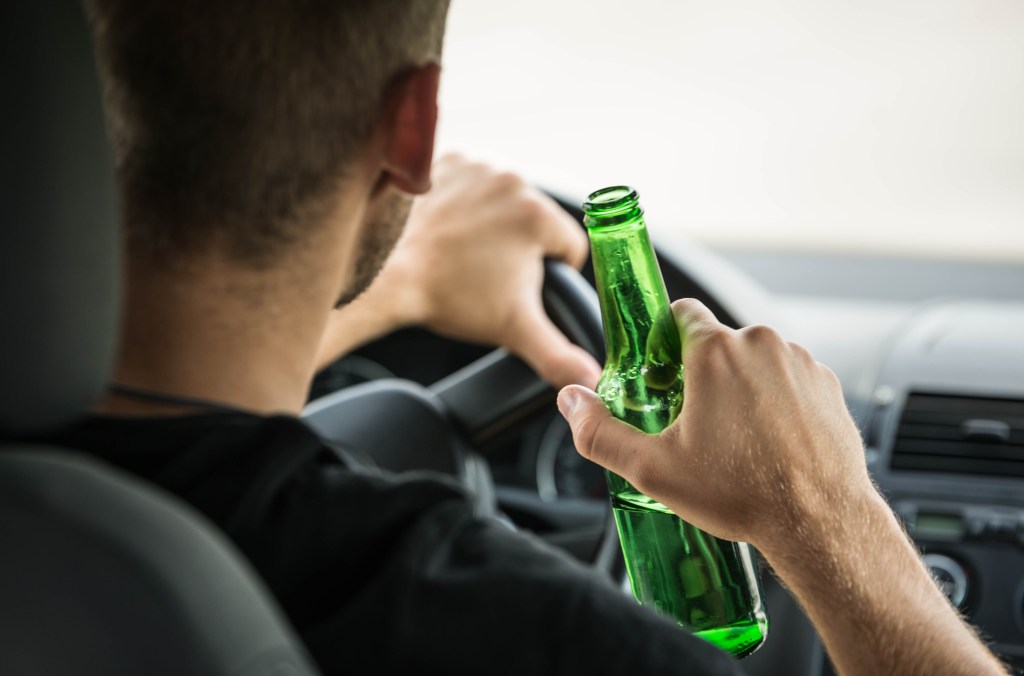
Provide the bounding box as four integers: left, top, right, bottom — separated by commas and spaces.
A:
0, 3, 321, 675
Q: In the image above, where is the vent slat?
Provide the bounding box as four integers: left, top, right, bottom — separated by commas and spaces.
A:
891, 454, 1024, 478
900, 395, 1024, 417
897, 425, 1024, 445
890, 392, 1024, 477
895, 423, 963, 441
894, 439, 1024, 461
900, 410, 1024, 429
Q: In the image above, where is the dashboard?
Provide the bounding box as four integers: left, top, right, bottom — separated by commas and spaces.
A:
777, 295, 1024, 674
311, 215, 1024, 675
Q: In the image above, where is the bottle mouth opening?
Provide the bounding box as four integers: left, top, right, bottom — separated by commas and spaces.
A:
582, 186, 642, 227
583, 186, 638, 215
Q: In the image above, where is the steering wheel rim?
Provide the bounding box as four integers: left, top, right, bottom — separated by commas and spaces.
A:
304, 258, 621, 575
428, 259, 624, 576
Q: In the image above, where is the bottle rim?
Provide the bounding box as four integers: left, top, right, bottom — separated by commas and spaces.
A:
582, 186, 643, 227
583, 186, 638, 213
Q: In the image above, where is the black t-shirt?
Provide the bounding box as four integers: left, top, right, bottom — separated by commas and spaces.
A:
51, 413, 744, 676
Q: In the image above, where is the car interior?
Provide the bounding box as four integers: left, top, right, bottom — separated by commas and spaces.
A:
3, 2, 1023, 675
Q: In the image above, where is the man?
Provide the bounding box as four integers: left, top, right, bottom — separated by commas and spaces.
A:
61, 0, 1006, 674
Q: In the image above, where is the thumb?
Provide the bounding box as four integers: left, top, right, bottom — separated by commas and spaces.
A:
557, 385, 654, 479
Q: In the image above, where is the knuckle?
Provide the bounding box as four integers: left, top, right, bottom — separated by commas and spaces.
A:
696, 328, 733, 360
787, 341, 814, 363
516, 193, 546, 223
672, 299, 725, 348
468, 161, 493, 179
670, 298, 703, 318
491, 170, 524, 192
742, 324, 782, 345
437, 151, 465, 165
818, 362, 843, 387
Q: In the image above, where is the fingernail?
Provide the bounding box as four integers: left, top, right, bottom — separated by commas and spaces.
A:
557, 388, 580, 418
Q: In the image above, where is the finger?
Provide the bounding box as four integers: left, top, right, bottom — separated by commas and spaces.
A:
434, 150, 466, 167
557, 385, 655, 478
670, 298, 729, 358
535, 197, 590, 270
508, 306, 602, 390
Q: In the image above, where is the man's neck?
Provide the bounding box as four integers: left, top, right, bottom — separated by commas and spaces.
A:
94, 247, 346, 418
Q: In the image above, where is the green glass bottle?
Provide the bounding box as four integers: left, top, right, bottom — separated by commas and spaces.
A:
582, 186, 768, 658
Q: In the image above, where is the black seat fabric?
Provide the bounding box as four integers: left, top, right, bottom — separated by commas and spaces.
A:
0, 3, 319, 675
0, 449, 319, 676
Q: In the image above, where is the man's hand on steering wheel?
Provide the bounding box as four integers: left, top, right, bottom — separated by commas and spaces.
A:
317, 153, 601, 390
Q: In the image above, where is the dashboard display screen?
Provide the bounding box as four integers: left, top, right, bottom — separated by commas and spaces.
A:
915, 513, 965, 539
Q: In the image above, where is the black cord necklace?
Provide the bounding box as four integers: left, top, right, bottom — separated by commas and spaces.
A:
107, 383, 248, 415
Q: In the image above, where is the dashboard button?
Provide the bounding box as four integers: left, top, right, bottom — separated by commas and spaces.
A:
922, 553, 968, 609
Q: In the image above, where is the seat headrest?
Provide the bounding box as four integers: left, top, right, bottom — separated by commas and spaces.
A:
0, 2, 119, 436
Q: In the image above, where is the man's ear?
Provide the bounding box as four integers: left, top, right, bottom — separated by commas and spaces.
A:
381, 62, 441, 195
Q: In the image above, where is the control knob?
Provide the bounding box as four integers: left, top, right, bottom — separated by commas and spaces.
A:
922, 553, 968, 609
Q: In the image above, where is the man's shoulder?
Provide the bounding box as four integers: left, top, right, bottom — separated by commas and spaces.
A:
47, 412, 743, 675
42, 412, 445, 534
48, 412, 325, 482
49, 410, 467, 508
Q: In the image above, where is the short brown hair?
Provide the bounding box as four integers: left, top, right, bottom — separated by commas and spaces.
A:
86, 0, 449, 267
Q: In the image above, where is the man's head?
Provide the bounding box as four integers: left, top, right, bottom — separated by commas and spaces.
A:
87, 0, 449, 299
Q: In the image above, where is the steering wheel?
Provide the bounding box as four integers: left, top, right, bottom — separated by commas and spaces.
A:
302, 255, 619, 569
301, 194, 773, 579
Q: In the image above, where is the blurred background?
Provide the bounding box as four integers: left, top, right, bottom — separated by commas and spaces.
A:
436, 0, 1024, 300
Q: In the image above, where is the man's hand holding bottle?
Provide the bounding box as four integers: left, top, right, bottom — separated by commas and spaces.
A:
558, 299, 1009, 676
559, 298, 869, 548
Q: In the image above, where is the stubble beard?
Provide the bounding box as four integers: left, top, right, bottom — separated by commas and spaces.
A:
334, 187, 412, 308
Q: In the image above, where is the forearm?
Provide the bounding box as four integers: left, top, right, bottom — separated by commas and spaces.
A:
760, 486, 1007, 676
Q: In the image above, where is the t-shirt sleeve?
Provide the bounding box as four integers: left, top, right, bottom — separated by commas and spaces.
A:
250, 461, 746, 676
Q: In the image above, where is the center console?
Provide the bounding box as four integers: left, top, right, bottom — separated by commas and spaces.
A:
861, 301, 1024, 670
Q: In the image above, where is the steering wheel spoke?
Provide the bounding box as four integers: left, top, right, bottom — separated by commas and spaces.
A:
431, 261, 605, 446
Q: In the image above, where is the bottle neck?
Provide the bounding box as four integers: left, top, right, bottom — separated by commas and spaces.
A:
587, 217, 677, 371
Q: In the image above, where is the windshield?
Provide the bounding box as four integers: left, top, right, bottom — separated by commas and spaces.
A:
437, 0, 1024, 262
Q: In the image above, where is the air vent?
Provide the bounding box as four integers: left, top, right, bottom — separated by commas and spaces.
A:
891, 393, 1024, 477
